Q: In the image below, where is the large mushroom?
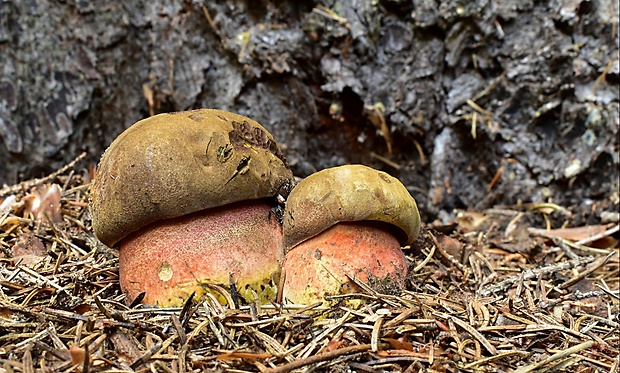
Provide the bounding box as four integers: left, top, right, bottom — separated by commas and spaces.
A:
282, 165, 420, 304
89, 109, 293, 307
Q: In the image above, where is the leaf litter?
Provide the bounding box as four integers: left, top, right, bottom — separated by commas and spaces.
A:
0, 155, 617, 372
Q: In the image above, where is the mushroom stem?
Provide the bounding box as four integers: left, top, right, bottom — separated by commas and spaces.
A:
119, 200, 283, 307
282, 222, 408, 304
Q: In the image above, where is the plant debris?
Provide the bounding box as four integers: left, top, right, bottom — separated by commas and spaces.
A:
0, 159, 618, 372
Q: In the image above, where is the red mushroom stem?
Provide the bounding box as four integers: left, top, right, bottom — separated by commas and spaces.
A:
282, 221, 408, 304
120, 199, 283, 307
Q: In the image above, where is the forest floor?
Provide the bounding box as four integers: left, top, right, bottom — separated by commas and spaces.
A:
0, 156, 618, 372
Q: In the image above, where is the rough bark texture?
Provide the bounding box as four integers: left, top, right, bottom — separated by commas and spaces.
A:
1, 0, 618, 223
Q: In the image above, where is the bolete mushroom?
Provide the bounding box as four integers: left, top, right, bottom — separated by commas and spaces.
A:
89, 109, 293, 307
282, 165, 420, 304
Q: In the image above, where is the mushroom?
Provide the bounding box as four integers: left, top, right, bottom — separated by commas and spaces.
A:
89, 109, 293, 307
282, 165, 420, 304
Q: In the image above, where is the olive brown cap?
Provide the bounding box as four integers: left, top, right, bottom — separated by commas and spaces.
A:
90, 109, 293, 247
283, 165, 420, 249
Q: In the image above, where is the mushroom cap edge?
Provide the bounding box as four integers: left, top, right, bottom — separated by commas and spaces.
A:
89, 109, 293, 247
282, 164, 421, 250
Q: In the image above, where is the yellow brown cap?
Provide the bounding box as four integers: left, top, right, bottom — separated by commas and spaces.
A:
90, 109, 293, 247
283, 165, 420, 249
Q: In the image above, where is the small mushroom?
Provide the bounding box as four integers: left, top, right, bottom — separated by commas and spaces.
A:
282, 165, 420, 304
89, 109, 293, 307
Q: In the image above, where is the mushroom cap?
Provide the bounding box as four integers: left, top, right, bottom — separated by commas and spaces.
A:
90, 109, 293, 247
283, 165, 420, 249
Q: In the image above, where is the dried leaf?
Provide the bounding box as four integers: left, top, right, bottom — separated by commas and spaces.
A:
10, 232, 47, 267
321, 338, 346, 353
436, 233, 464, 258
382, 337, 414, 351
456, 211, 489, 232
23, 184, 63, 223
0, 306, 16, 320
69, 345, 86, 366
529, 224, 613, 242
0, 195, 17, 213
